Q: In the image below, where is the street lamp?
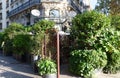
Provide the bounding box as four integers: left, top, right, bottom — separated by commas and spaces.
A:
57, 31, 70, 78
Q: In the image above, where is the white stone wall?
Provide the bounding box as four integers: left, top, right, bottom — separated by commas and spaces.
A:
0, 0, 7, 31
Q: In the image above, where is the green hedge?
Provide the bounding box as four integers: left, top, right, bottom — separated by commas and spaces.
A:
13, 34, 33, 55
70, 11, 120, 77
70, 11, 111, 50
69, 49, 107, 78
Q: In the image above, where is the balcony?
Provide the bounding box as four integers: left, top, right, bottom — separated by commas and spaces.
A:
41, 0, 62, 2
8, 0, 41, 17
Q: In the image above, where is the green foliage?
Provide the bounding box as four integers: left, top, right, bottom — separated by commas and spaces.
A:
31, 20, 55, 56
31, 33, 43, 55
95, 28, 120, 73
103, 51, 120, 74
37, 58, 57, 75
3, 23, 24, 55
69, 49, 107, 78
0, 32, 4, 49
4, 22, 24, 39
95, 0, 110, 14
94, 28, 120, 53
32, 20, 55, 35
70, 10, 120, 76
70, 11, 111, 50
111, 15, 120, 30
13, 34, 33, 55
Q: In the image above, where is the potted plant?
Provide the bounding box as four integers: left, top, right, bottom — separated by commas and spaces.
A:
37, 58, 57, 78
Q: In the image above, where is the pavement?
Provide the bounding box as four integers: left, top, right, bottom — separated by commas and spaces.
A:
0, 52, 41, 78
0, 51, 120, 78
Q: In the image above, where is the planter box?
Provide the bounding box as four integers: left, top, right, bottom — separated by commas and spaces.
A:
92, 69, 102, 78
43, 73, 57, 78
31, 55, 40, 73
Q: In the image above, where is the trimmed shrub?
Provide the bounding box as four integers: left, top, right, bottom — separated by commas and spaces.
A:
37, 58, 57, 75
70, 11, 111, 50
69, 49, 107, 78
95, 28, 120, 73
70, 10, 120, 76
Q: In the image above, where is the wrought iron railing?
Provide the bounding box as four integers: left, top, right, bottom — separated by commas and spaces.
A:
70, 0, 81, 14
8, 0, 40, 17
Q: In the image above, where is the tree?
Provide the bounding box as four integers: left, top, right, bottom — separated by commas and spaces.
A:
95, 0, 120, 15
95, 0, 120, 30
70, 11, 111, 50
95, 0, 110, 14
109, 0, 120, 15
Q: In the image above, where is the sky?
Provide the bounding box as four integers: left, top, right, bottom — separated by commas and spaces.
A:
90, 0, 97, 9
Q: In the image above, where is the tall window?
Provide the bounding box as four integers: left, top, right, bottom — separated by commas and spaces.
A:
0, 3, 2, 10
7, 22, 9, 27
11, 0, 13, 3
6, 0, 9, 8
6, 11, 9, 18
0, 23, 2, 30
0, 13, 2, 20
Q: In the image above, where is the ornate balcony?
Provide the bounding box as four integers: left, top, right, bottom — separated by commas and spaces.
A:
41, 0, 62, 2
8, 0, 40, 17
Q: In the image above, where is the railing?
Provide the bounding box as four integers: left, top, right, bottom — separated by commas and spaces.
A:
8, 0, 41, 17
41, 0, 61, 2
70, 0, 81, 14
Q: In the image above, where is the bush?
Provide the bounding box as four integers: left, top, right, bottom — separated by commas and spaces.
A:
103, 51, 120, 74
70, 11, 120, 75
37, 58, 57, 75
95, 28, 120, 73
70, 11, 111, 50
111, 15, 120, 30
13, 34, 33, 55
31, 20, 55, 56
3, 23, 24, 55
69, 49, 107, 78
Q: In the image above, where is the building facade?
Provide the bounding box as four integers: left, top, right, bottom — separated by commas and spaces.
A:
0, 0, 9, 31
7, 0, 91, 31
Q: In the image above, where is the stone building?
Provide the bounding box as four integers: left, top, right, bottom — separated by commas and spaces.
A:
0, 0, 9, 31
8, 0, 91, 31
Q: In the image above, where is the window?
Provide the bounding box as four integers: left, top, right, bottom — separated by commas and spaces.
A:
49, 9, 60, 18
0, 13, 2, 20
6, 0, 9, 8
6, 11, 9, 18
7, 22, 9, 27
11, 5, 14, 9
11, 0, 13, 3
0, 3, 2, 10
0, 23, 2, 30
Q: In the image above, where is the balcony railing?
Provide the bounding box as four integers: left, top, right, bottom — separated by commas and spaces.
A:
8, 0, 41, 17
41, 0, 62, 2
70, 0, 81, 14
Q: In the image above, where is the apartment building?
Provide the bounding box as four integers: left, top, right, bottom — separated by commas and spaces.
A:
0, 0, 9, 31
0, 0, 91, 31
7, 0, 91, 31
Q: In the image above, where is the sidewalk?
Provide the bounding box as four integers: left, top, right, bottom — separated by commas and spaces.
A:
0, 52, 120, 78
0, 53, 41, 78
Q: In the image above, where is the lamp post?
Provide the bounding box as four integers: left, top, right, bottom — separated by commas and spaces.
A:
57, 31, 70, 78
57, 32, 60, 78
